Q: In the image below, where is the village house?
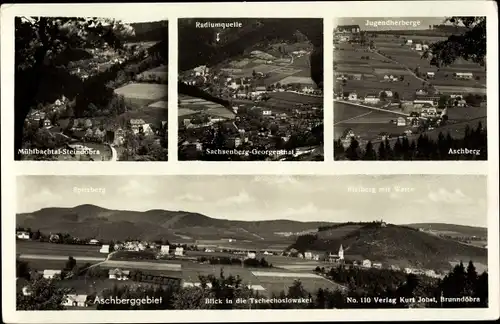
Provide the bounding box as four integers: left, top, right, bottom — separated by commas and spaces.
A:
109, 268, 130, 280
425, 269, 437, 277
372, 262, 383, 269
21, 285, 32, 296
42, 119, 52, 128
129, 119, 147, 135
352, 74, 362, 80
414, 97, 439, 107
16, 231, 30, 240
414, 43, 423, 51
113, 128, 126, 146
406, 39, 413, 45
390, 265, 401, 271
247, 251, 257, 259
43, 270, 62, 279
304, 252, 313, 260
348, 92, 358, 101
380, 90, 393, 98
426, 71, 435, 78
174, 247, 184, 256
301, 86, 315, 94
454, 72, 474, 80
397, 116, 407, 126
328, 245, 344, 263
364, 94, 380, 104
227, 136, 242, 148
63, 294, 88, 308
415, 89, 428, 96
89, 239, 100, 245
29, 110, 46, 122
99, 244, 110, 254
335, 24, 361, 34
362, 259, 372, 268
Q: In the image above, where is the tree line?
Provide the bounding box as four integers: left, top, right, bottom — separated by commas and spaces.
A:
335, 123, 487, 161
17, 261, 487, 310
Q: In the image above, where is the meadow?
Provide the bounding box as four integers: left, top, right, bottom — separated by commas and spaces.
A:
136, 65, 168, 82
17, 241, 104, 257
114, 83, 167, 108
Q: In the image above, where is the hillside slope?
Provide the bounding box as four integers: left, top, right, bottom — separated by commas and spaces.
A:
290, 223, 487, 270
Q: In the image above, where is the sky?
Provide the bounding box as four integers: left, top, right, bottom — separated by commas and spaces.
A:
335, 17, 448, 31
16, 175, 487, 227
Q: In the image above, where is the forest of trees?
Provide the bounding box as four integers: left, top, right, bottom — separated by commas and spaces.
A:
17, 262, 488, 310
335, 123, 487, 161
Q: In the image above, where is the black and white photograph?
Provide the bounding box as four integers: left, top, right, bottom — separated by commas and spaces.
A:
15, 16, 169, 161
16, 175, 488, 310
333, 17, 487, 161
177, 18, 324, 161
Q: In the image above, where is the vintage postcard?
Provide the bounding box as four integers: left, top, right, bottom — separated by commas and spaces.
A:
14, 175, 489, 311
1, 1, 498, 324
333, 17, 488, 161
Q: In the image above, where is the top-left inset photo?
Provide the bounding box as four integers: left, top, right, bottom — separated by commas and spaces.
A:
15, 17, 169, 161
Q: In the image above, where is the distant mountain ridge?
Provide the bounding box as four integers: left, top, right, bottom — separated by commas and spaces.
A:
16, 204, 333, 242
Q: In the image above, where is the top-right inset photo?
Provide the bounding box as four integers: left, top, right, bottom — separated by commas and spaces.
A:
333, 17, 487, 161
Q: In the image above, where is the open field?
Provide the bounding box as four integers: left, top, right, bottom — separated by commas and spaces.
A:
18, 258, 91, 271
335, 37, 485, 99
18, 247, 342, 296
115, 83, 167, 100
124, 41, 159, 49
118, 107, 168, 125
255, 275, 343, 294
17, 241, 104, 257
277, 76, 315, 86
367, 116, 487, 152
334, 102, 404, 123
317, 225, 365, 240
137, 65, 167, 81
269, 91, 323, 105
446, 106, 487, 121
114, 83, 167, 108
18, 254, 105, 262
449, 261, 488, 274
148, 100, 168, 109
334, 102, 411, 141
57, 278, 149, 295
100, 260, 182, 271
56, 142, 112, 162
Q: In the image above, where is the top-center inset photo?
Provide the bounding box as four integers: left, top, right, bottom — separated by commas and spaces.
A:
178, 18, 324, 161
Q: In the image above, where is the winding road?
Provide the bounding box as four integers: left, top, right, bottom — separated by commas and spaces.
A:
109, 145, 118, 161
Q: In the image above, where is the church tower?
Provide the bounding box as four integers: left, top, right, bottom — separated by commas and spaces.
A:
338, 244, 344, 260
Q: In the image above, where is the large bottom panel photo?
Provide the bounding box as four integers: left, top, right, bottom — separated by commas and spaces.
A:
16, 175, 488, 310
